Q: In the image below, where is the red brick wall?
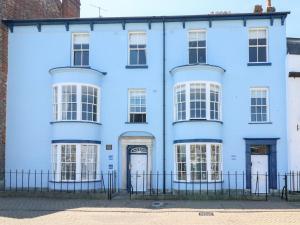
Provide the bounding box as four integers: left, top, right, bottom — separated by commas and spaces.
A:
0, 0, 80, 176
62, 0, 81, 18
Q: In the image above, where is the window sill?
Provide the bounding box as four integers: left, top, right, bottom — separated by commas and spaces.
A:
125, 122, 148, 124
173, 119, 223, 125
50, 121, 102, 125
247, 62, 272, 66
248, 122, 272, 125
125, 65, 148, 69
173, 180, 223, 184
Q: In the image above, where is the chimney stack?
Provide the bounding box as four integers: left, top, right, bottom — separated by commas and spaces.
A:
266, 0, 276, 13
62, 0, 81, 18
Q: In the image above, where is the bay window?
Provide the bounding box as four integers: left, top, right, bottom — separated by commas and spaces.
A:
52, 143, 99, 182
174, 143, 222, 182
174, 82, 221, 122
52, 84, 100, 123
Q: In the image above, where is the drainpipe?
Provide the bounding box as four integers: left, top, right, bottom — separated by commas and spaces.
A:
162, 19, 166, 194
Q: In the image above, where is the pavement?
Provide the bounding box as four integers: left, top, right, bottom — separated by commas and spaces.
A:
0, 197, 300, 225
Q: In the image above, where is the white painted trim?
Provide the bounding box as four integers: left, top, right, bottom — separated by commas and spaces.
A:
52, 83, 101, 123
174, 81, 222, 122
248, 27, 269, 63
127, 31, 147, 66
71, 32, 90, 67
174, 142, 223, 182
187, 29, 207, 64
51, 143, 100, 182
249, 87, 270, 123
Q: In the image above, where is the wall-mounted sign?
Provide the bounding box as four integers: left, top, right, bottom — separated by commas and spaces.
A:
108, 164, 113, 170
108, 155, 113, 160
231, 155, 237, 160
106, 144, 112, 150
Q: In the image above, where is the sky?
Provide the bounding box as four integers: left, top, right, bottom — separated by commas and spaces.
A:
80, 0, 300, 37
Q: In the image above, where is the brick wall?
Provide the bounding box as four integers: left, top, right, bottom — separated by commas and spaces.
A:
0, 0, 80, 183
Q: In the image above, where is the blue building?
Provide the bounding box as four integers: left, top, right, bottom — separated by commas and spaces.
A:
3, 11, 289, 193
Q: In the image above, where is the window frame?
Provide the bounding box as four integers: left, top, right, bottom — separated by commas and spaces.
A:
174, 143, 223, 182
51, 143, 100, 182
128, 31, 147, 66
250, 87, 270, 123
52, 83, 100, 123
128, 88, 147, 123
188, 29, 207, 64
174, 81, 222, 122
71, 32, 90, 67
248, 28, 269, 64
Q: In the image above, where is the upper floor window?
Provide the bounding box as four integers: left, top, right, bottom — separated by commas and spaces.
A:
175, 84, 186, 121
72, 33, 89, 67
210, 84, 220, 121
61, 85, 77, 120
128, 32, 147, 65
249, 28, 268, 63
53, 84, 100, 123
82, 86, 98, 122
250, 88, 269, 123
189, 30, 206, 64
174, 82, 221, 122
128, 89, 146, 123
52, 143, 99, 182
175, 143, 222, 182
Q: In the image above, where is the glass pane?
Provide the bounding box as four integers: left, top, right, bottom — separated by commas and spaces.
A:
198, 49, 206, 63
82, 51, 89, 66
130, 50, 138, 65
74, 51, 81, 66
189, 49, 197, 64
139, 50, 146, 64
258, 47, 267, 62
249, 47, 257, 62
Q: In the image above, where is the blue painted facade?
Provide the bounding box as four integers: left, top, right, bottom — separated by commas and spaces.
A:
4, 12, 289, 191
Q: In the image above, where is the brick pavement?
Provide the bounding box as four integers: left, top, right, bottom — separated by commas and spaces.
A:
0, 197, 299, 225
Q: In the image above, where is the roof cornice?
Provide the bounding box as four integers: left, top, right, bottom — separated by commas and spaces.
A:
2, 11, 290, 32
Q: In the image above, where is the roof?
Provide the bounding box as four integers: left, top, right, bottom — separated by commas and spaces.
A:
287, 38, 300, 55
2, 11, 290, 32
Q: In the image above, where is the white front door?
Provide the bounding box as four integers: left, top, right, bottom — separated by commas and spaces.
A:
251, 155, 269, 194
130, 154, 147, 192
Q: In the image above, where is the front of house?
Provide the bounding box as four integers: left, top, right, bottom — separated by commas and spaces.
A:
4, 11, 289, 193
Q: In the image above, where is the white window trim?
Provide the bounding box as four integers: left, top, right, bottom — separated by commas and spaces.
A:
71, 32, 90, 67
250, 87, 270, 123
127, 88, 147, 123
188, 29, 207, 64
128, 31, 147, 66
248, 27, 269, 64
174, 142, 223, 182
51, 143, 100, 182
173, 81, 222, 122
52, 83, 101, 123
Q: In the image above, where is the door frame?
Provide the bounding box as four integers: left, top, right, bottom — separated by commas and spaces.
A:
126, 145, 148, 191
244, 138, 279, 190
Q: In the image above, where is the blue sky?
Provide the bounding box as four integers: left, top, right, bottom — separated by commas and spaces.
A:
81, 0, 300, 37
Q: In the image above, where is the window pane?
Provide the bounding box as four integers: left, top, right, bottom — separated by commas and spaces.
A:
81, 86, 98, 122
138, 50, 146, 64
130, 50, 138, 65
198, 48, 206, 63
258, 47, 267, 62
249, 47, 257, 62
189, 49, 197, 64
74, 51, 82, 66
82, 51, 89, 66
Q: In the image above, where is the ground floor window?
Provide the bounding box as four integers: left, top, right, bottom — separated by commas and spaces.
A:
174, 142, 222, 182
52, 143, 99, 181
